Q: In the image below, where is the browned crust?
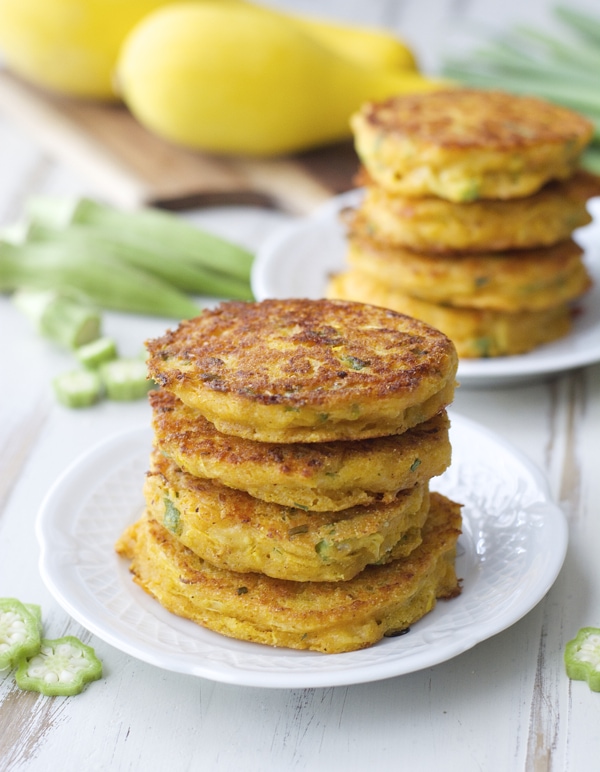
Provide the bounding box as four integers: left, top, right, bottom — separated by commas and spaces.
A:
356, 89, 594, 150
149, 389, 450, 493
146, 299, 457, 409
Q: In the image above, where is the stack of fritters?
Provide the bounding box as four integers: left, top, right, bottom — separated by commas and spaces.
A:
328, 89, 599, 357
116, 298, 462, 653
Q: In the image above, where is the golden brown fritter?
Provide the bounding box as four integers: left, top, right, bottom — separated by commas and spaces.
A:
328, 270, 575, 357
150, 389, 451, 511
116, 492, 462, 653
143, 449, 431, 582
146, 299, 458, 443
350, 169, 600, 252
345, 235, 591, 312
351, 89, 594, 201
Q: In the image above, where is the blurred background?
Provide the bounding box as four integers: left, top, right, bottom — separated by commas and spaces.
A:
0, 0, 598, 218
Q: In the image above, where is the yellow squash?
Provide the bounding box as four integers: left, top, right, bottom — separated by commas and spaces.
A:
290, 13, 418, 71
116, 2, 443, 156
0, 0, 419, 104
0, 0, 179, 99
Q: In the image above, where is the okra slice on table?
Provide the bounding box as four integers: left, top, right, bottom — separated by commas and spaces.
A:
15, 636, 102, 696
23, 603, 43, 631
75, 336, 118, 369
100, 358, 154, 401
0, 598, 42, 671
53, 369, 104, 408
565, 627, 600, 691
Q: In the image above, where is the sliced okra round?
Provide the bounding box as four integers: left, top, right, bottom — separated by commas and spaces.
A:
15, 635, 102, 696
0, 598, 42, 671
565, 626, 600, 692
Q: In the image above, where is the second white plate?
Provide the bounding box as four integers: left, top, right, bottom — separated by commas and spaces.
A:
252, 190, 600, 387
37, 412, 567, 689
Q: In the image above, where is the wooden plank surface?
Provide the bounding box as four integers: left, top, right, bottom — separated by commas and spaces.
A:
0, 69, 360, 214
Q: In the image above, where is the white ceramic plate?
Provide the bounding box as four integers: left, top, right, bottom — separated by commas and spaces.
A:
252, 190, 600, 387
37, 413, 567, 689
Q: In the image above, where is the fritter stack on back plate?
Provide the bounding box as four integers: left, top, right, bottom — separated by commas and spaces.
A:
328, 89, 599, 357
116, 298, 463, 653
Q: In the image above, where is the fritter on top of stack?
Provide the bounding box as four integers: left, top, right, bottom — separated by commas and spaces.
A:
328, 89, 600, 357
116, 299, 463, 654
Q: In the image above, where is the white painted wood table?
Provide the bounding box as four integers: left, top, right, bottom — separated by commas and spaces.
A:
1, 1, 600, 770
